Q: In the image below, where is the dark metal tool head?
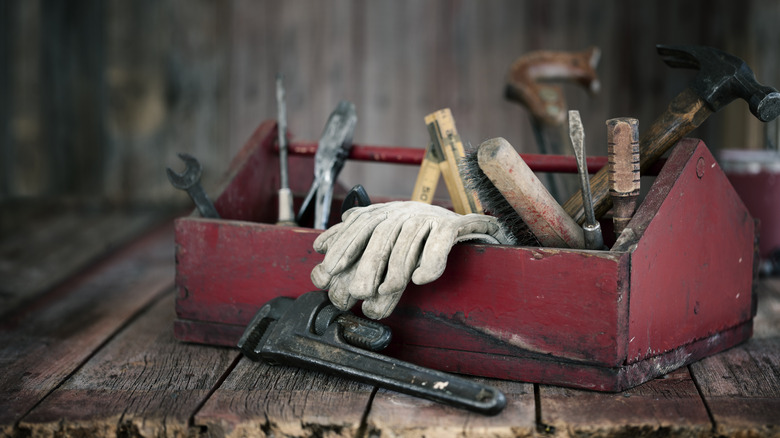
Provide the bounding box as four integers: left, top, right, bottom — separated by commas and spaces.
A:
657, 45, 780, 122
166, 153, 203, 189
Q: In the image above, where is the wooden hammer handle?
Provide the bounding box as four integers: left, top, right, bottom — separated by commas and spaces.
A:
563, 88, 713, 224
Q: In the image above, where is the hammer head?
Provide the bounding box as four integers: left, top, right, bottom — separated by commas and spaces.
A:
658, 45, 780, 122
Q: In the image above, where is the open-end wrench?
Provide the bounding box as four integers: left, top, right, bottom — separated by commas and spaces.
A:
238, 291, 506, 415
166, 153, 220, 219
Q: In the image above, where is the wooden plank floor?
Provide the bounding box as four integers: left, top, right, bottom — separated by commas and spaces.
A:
1, 213, 779, 437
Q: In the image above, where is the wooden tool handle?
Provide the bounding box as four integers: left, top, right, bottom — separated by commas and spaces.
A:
478, 137, 584, 248
563, 87, 714, 224
423, 109, 483, 215
606, 118, 640, 236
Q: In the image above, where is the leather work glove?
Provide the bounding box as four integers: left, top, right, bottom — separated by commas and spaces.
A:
310, 201, 515, 319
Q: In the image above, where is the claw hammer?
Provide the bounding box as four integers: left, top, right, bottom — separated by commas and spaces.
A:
562, 45, 780, 227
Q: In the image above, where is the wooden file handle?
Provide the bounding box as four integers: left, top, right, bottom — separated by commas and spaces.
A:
563, 88, 713, 224
606, 118, 640, 236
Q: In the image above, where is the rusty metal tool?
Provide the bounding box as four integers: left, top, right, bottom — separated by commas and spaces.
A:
562, 45, 780, 225
411, 108, 482, 214
606, 118, 640, 239
238, 291, 506, 415
505, 47, 601, 200
166, 153, 220, 219
275, 73, 296, 226
568, 110, 604, 250
297, 101, 358, 229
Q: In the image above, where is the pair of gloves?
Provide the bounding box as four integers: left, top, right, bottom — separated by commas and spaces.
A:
310, 201, 515, 319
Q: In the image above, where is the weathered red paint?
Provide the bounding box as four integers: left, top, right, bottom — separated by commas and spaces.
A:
173, 120, 754, 392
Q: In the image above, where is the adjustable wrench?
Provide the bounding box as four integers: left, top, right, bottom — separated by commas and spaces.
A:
238, 291, 506, 415
166, 153, 220, 219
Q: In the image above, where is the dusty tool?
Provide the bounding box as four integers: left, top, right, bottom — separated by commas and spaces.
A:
166, 153, 220, 219
297, 101, 358, 229
505, 47, 601, 200
568, 110, 604, 250
238, 291, 506, 415
562, 45, 780, 225
411, 108, 482, 214
606, 118, 640, 239
275, 74, 296, 226
465, 137, 584, 248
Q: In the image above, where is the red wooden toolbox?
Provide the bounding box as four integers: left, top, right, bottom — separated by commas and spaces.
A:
174, 119, 756, 392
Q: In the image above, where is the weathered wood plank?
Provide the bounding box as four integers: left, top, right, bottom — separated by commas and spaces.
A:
0, 224, 174, 436
689, 278, 780, 438
194, 357, 373, 438
19, 293, 236, 438
365, 379, 536, 437
0, 209, 164, 319
690, 338, 780, 438
538, 368, 712, 437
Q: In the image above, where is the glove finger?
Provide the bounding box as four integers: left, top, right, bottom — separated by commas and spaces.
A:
411, 218, 460, 285
362, 291, 404, 320
377, 218, 431, 296
316, 209, 390, 279
349, 218, 406, 299
312, 222, 345, 253
327, 265, 359, 311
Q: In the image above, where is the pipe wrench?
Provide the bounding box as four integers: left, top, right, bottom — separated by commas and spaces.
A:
238, 291, 506, 415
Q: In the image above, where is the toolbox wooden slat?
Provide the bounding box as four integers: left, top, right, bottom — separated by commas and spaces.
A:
174, 120, 756, 392
20, 293, 236, 438
0, 224, 174, 435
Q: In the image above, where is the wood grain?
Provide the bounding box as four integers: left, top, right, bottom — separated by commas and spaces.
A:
539, 368, 712, 437
195, 357, 373, 438
688, 278, 780, 437
0, 224, 174, 436
19, 293, 236, 438
366, 379, 535, 438
0, 209, 163, 319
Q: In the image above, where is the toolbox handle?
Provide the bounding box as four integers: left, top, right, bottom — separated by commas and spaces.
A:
283, 141, 663, 175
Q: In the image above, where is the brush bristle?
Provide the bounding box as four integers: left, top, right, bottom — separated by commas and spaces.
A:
461, 148, 540, 246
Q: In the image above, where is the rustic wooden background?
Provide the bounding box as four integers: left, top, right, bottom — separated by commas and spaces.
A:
2, 0, 779, 206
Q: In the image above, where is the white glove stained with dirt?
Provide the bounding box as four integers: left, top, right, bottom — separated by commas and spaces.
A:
310, 201, 515, 319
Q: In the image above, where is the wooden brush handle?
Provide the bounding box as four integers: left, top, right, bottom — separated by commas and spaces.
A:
563, 88, 713, 224
606, 117, 640, 236
478, 137, 584, 248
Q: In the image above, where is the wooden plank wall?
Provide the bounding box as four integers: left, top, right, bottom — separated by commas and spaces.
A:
1, 0, 779, 204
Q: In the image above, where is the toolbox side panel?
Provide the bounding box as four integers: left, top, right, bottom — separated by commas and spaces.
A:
627, 140, 755, 364
175, 219, 323, 324
384, 245, 629, 367
175, 218, 628, 366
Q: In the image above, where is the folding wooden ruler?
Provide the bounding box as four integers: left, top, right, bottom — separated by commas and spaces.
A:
411, 108, 482, 215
